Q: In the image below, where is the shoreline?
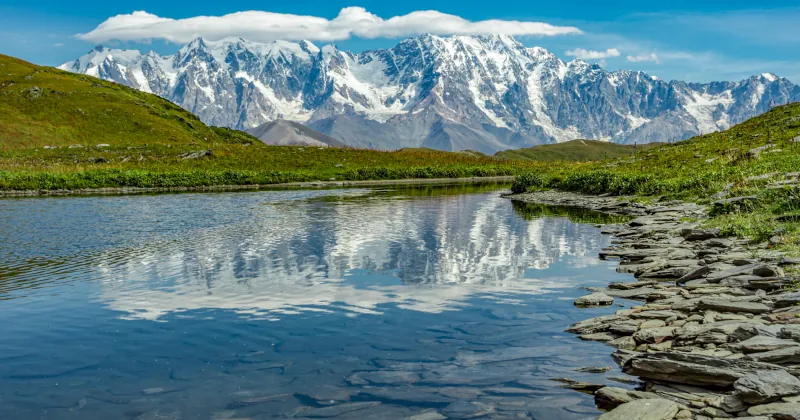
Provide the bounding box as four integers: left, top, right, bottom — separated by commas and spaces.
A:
508, 190, 800, 419
0, 176, 515, 198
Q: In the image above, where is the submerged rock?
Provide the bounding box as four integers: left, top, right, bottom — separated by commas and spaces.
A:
346, 371, 420, 386
574, 366, 612, 373
302, 402, 382, 418
597, 398, 680, 420
404, 410, 446, 420
440, 400, 495, 419
296, 385, 353, 404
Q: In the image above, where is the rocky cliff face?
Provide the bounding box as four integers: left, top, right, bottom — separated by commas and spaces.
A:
60, 35, 800, 153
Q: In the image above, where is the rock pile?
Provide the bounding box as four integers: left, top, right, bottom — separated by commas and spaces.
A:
514, 190, 800, 420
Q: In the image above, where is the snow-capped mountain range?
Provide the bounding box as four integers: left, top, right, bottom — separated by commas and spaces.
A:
60, 34, 800, 153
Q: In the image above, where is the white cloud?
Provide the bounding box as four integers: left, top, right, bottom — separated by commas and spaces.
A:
626, 52, 660, 64
76, 7, 583, 44
53, 43, 64, 47
565, 47, 620, 60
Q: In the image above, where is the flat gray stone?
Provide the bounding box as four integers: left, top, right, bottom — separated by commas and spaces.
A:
675, 320, 764, 345
775, 292, 800, 308
600, 287, 660, 299
697, 298, 771, 314
728, 336, 800, 354
729, 324, 783, 342
609, 280, 660, 290
706, 263, 765, 282
608, 336, 637, 350
747, 346, 800, 365
597, 399, 680, 420
704, 238, 733, 248
678, 265, 711, 283
630, 310, 680, 320
608, 320, 642, 335
580, 332, 619, 342
622, 351, 785, 387
566, 314, 623, 334
747, 402, 800, 418
633, 327, 675, 344
734, 369, 800, 404
681, 228, 720, 241
575, 292, 614, 307
639, 320, 667, 329
781, 257, 800, 266
780, 325, 800, 342
749, 277, 790, 290
594, 387, 661, 411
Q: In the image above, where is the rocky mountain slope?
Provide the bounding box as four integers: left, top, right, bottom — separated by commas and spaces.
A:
60, 35, 800, 153
246, 119, 345, 147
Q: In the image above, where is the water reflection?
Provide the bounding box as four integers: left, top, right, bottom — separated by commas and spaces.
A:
0, 186, 632, 420
87, 189, 613, 320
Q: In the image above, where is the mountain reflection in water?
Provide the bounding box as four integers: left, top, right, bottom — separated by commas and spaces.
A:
0, 185, 632, 420
87, 189, 615, 320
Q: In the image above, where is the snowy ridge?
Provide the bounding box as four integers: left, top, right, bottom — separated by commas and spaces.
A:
60, 35, 800, 153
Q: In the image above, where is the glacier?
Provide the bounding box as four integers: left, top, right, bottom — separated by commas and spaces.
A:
60, 34, 800, 153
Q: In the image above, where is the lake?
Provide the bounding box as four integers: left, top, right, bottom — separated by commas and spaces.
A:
0, 184, 634, 419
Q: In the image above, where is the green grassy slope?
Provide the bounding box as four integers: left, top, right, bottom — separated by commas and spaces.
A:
0, 54, 254, 150
512, 102, 800, 247
0, 54, 543, 191
496, 139, 660, 162
512, 103, 800, 197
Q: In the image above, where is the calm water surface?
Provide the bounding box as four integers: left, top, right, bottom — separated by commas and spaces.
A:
0, 185, 634, 420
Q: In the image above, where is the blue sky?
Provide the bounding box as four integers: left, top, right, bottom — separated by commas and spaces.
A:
2, 1, 800, 83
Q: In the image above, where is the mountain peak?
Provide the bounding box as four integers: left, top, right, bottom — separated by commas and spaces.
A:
59, 35, 800, 152
761, 72, 778, 82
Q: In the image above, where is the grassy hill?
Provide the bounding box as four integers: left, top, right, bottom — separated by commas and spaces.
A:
495, 139, 660, 162
512, 102, 800, 246
0, 55, 255, 150
0, 54, 545, 191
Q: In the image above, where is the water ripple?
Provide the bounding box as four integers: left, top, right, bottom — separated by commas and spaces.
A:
0, 186, 632, 419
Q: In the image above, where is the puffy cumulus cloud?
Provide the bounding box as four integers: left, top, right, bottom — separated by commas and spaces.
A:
564, 47, 621, 60
626, 52, 661, 64
76, 7, 583, 44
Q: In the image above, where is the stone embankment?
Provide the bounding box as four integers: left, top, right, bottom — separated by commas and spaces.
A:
511, 191, 800, 420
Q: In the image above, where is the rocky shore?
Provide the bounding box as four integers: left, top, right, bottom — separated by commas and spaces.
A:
510, 190, 800, 420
